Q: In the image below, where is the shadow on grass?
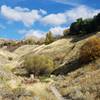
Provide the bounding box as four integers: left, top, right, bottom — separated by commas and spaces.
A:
65, 32, 97, 43
52, 58, 84, 75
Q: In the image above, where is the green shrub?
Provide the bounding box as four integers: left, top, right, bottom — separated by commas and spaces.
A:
79, 37, 100, 64
23, 55, 55, 76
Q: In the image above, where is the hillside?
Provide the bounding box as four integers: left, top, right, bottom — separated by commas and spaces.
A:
0, 31, 100, 100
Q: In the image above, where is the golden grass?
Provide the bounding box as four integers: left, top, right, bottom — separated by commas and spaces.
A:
79, 37, 100, 64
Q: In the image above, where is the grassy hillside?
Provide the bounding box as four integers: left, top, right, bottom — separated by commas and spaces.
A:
0, 13, 100, 100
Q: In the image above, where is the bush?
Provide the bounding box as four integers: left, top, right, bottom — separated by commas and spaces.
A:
23, 55, 55, 76
79, 37, 100, 64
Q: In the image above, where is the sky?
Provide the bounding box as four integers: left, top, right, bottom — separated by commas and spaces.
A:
0, 0, 100, 40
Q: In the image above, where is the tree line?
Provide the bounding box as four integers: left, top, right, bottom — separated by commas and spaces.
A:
70, 13, 100, 35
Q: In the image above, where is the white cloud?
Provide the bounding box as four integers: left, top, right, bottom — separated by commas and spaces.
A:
1, 5, 46, 26
1, 5, 100, 27
41, 5, 100, 26
18, 26, 67, 39
14, 7, 29, 12
51, 0, 80, 6
41, 13, 67, 26
66, 5, 100, 22
40, 9, 47, 15
18, 29, 45, 38
50, 26, 66, 36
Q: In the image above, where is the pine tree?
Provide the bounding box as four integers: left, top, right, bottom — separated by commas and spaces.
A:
45, 31, 54, 45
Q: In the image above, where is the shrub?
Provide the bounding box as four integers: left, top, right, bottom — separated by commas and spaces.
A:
79, 37, 100, 64
23, 55, 55, 76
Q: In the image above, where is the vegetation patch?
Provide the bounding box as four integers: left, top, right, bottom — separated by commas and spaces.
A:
45, 31, 54, 45
79, 37, 100, 64
70, 13, 100, 35
23, 55, 55, 76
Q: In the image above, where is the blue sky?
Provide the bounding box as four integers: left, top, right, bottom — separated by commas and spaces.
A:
0, 0, 100, 40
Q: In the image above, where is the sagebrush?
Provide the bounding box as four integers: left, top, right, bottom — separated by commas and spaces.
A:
23, 55, 55, 76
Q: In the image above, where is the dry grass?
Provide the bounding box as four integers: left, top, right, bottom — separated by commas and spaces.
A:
79, 37, 100, 64
55, 63, 100, 100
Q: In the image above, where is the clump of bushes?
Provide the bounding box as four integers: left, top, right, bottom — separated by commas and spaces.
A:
79, 37, 100, 64
23, 55, 55, 76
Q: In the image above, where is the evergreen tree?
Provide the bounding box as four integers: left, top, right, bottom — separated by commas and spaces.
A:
45, 31, 54, 45
70, 13, 100, 35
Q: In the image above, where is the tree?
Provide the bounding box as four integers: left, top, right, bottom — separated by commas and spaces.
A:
45, 31, 54, 45
77, 18, 83, 24
63, 29, 70, 37
70, 13, 100, 35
